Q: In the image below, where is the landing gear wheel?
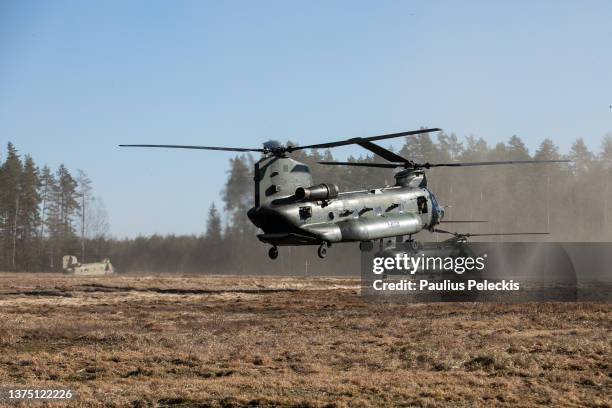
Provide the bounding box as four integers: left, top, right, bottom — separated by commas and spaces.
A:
268, 246, 279, 260
405, 239, 419, 251
317, 243, 328, 259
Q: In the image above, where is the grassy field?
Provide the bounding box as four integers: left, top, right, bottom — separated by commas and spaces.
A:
0, 273, 609, 407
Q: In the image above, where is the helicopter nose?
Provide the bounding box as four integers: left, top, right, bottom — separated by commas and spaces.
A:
247, 206, 292, 233
247, 207, 265, 229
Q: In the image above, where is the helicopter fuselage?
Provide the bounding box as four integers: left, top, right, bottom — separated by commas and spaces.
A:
247, 155, 445, 249
249, 185, 444, 246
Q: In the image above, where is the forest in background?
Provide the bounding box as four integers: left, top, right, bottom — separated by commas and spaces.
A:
0, 143, 109, 272
1, 130, 612, 274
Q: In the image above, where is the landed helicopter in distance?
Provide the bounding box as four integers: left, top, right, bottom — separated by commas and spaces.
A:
121, 128, 568, 259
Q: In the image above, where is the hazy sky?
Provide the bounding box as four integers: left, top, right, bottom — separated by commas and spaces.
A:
1, 0, 611, 237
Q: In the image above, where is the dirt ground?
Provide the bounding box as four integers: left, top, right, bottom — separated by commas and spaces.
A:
0, 273, 609, 407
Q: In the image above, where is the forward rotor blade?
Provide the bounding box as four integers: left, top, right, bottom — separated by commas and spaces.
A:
423, 159, 570, 168
119, 144, 264, 153
291, 128, 441, 151
318, 161, 401, 168
356, 140, 407, 163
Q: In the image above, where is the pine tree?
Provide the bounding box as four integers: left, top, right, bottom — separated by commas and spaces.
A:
400, 133, 439, 163
1, 143, 22, 270
438, 132, 463, 161
47, 164, 80, 270
506, 135, 531, 160
223, 155, 254, 234
86, 196, 110, 261
56, 165, 80, 237
568, 138, 593, 177
76, 169, 92, 262
222, 155, 255, 274
534, 139, 565, 235
567, 139, 595, 238
17, 155, 41, 270
39, 166, 58, 270
535, 138, 561, 161
601, 134, 612, 163
205, 203, 222, 242
461, 135, 488, 161
203, 202, 224, 271
39, 166, 56, 238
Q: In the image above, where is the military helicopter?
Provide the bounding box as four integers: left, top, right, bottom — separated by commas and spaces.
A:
120, 128, 568, 259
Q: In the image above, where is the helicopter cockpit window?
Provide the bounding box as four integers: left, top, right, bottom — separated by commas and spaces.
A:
265, 185, 281, 196
291, 164, 310, 173
417, 196, 428, 214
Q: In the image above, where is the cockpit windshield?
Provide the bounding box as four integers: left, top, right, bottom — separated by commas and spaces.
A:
291, 164, 311, 173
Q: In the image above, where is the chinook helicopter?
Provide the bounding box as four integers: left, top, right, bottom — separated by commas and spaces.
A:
121, 128, 568, 259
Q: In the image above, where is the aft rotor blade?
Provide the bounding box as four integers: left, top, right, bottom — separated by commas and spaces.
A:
464, 232, 550, 237
318, 161, 401, 168
422, 159, 570, 168
433, 229, 549, 237
291, 128, 441, 151
440, 220, 488, 223
433, 228, 454, 235
119, 144, 265, 153
321, 158, 570, 169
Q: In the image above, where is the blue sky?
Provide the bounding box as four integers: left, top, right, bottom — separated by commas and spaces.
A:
1, 0, 611, 237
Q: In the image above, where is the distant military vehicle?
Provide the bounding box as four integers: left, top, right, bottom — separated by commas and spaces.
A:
121, 128, 568, 259
62, 255, 114, 275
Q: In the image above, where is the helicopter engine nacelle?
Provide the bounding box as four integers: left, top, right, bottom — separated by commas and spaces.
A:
295, 183, 339, 201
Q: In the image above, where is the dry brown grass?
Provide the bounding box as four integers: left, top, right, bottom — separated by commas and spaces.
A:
0, 273, 609, 407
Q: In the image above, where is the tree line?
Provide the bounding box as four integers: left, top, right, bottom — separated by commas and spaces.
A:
105, 131, 612, 275
0, 143, 108, 271
3, 132, 612, 274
